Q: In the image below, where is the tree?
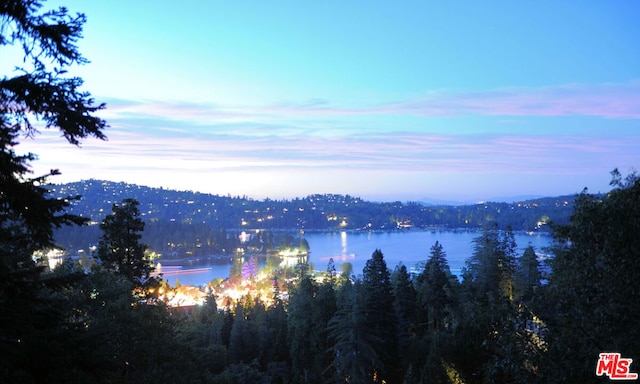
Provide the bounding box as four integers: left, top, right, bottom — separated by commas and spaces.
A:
287, 276, 320, 382
287, 275, 336, 383
540, 170, 640, 382
241, 256, 258, 281
327, 279, 381, 383
340, 261, 353, 281
1, 1, 106, 381
1, 0, 106, 249
462, 225, 515, 303
361, 249, 399, 382
229, 296, 264, 365
262, 296, 289, 374
391, 264, 418, 374
98, 199, 153, 288
412, 241, 459, 383
457, 227, 525, 383
514, 245, 541, 304
416, 241, 456, 333
498, 226, 517, 302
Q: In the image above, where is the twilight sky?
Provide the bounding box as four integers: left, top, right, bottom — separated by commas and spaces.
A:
5, 1, 640, 202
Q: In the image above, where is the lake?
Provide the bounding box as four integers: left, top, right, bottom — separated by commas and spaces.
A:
161, 229, 552, 286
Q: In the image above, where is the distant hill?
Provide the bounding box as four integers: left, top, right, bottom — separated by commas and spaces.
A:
49, 179, 576, 256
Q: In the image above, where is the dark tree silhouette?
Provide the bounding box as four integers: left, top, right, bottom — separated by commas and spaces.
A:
540, 170, 640, 382
514, 245, 541, 304
361, 249, 399, 382
1, 0, 106, 253
98, 198, 154, 287
0, 1, 106, 381
416, 241, 456, 333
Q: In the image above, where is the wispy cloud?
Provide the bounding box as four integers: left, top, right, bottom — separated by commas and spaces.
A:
26, 126, 637, 175
100, 81, 640, 123
383, 82, 640, 118
23, 124, 636, 200
20, 81, 639, 200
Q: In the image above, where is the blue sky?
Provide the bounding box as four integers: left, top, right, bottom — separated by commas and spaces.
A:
6, 1, 640, 202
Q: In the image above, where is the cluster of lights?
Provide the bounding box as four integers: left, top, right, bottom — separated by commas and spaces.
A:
153, 267, 290, 310
211, 271, 282, 309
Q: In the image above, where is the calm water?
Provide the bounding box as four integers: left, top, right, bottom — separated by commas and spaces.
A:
162, 229, 552, 286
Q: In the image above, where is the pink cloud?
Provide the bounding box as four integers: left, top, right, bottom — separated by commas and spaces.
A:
100, 81, 640, 122
22, 126, 636, 200
25, 127, 636, 176
380, 82, 640, 118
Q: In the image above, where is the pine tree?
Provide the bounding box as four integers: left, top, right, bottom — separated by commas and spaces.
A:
498, 226, 517, 302
287, 275, 318, 381
97, 199, 153, 288
514, 245, 541, 304
392, 264, 417, 361
327, 279, 380, 383
416, 241, 456, 333
462, 226, 515, 302
263, 297, 288, 368
412, 241, 459, 383
361, 249, 399, 382
287, 275, 337, 383
1, 1, 106, 381
457, 227, 525, 382
540, 170, 640, 382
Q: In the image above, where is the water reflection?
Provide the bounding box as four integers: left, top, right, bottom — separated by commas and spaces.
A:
161, 230, 552, 286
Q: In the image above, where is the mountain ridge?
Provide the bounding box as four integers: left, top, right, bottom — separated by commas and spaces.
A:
50, 179, 576, 255
51, 178, 575, 207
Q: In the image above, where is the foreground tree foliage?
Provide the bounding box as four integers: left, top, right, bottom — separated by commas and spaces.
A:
539, 169, 640, 382
288, 275, 336, 383
1, 0, 106, 382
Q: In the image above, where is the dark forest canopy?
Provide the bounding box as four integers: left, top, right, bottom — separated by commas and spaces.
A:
50, 179, 575, 254
6, 176, 638, 383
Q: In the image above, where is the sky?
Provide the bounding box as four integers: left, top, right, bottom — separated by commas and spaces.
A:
4, 1, 640, 203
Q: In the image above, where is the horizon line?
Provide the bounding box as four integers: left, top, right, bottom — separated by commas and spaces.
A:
48, 177, 585, 206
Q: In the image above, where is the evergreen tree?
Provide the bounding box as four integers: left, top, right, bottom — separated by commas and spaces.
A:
498, 226, 518, 302
0, 1, 106, 381
340, 261, 353, 281
229, 301, 250, 364
416, 241, 456, 333
361, 249, 400, 382
0, 0, 105, 255
463, 227, 501, 300
229, 295, 264, 365
391, 264, 417, 362
263, 297, 289, 369
412, 241, 459, 383
540, 170, 640, 382
97, 198, 154, 289
462, 225, 516, 303
327, 279, 381, 383
457, 227, 524, 383
514, 245, 541, 304
287, 275, 337, 383
314, 279, 338, 379
287, 275, 319, 382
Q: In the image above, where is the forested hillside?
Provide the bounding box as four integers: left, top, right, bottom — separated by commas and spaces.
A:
51, 179, 575, 255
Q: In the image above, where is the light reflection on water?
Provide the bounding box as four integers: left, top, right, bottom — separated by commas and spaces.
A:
161, 229, 552, 286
